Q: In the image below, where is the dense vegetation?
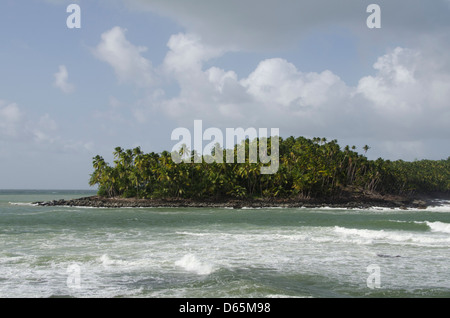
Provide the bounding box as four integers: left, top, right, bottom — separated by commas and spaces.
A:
89, 136, 450, 199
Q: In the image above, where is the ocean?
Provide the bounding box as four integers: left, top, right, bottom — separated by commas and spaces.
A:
1, 190, 449, 298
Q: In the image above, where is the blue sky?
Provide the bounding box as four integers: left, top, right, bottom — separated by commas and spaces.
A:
1, 0, 450, 189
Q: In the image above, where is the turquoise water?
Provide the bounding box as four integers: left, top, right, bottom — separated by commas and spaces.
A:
1, 190, 449, 298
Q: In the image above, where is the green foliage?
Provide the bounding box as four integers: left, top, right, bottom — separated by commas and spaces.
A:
89, 138, 450, 199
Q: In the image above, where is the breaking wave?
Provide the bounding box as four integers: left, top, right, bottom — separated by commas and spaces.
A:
175, 254, 215, 275
425, 221, 450, 234
334, 226, 450, 247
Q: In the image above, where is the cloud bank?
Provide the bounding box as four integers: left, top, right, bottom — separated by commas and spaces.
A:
91, 26, 450, 160
125, 0, 450, 50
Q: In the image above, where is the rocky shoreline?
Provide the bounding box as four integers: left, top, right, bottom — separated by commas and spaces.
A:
34, 192, 441, 210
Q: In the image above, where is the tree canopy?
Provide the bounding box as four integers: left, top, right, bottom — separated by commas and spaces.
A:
89, 136, 450, 199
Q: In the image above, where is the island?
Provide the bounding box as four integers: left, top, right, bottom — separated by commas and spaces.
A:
36, 136, 450, 209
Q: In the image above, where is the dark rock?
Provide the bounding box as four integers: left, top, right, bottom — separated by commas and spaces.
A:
377, 254, 401, 258
33, 192, 437, 210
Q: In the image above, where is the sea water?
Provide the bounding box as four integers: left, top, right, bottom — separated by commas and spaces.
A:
0, 190, 449, 298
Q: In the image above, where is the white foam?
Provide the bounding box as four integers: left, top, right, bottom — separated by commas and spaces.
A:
8, 202, 38, 207
426, 221, 450, 234
175, 254, 214, 275
100, 254, 116, 267
334, 226, 450, 246
99, 254, 154, 270
267, 294, 311, 298
176, 231, 209, 237
425, 204, 450, 213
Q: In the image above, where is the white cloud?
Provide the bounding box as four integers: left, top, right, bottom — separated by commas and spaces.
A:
242, 58, 348, 110
31, 114, 59, 144
93, 26, 154, 87
356, 47, 450, 139
0, 101, 23, 138
0, 99, 94, 156
155, 35, 353, 131
0, 101, 60, 145
164, 33, 224, 75
152, 33, 450, 159
158, 33, 248, 121
53, 65, 75, 94
357, 48, 420, 109
89, 25, 450, 159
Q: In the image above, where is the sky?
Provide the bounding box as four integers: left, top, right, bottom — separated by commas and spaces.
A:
1, 0, 450, 189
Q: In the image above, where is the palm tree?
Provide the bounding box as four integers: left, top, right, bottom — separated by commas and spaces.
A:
89, 155, 106, 189
363, 145, 371, 154
90, 136, 450, 200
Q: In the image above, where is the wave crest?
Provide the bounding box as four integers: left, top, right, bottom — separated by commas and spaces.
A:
175, 254, 214, 275
426, 221, 450, 234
